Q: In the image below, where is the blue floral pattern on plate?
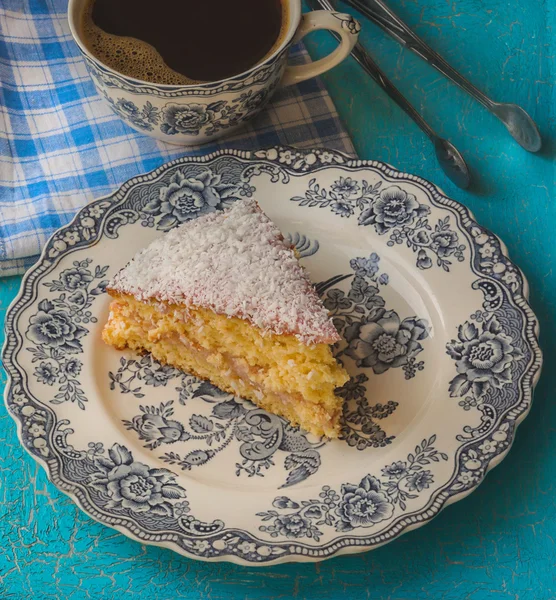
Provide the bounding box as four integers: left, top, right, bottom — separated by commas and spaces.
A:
2, 147, 542, 564
141, 168, 239, 229
25, 259, 108, 409
291, 178, 465, 271
258, 435, 447, 540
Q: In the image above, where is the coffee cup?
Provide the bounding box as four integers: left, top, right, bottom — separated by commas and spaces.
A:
68, 0, 359, 146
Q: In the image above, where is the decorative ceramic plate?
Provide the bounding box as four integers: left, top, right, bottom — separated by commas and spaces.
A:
3, 148, 542, 565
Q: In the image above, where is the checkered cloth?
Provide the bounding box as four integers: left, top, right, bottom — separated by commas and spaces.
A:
0, 0, 355, 277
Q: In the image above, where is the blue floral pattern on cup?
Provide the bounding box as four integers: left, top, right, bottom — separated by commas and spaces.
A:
161, 103, 211, 135
99, 87, 276, 138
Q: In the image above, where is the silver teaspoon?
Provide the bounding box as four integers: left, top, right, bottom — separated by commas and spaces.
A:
308, 0, 471, 189
347, 0, 542, 152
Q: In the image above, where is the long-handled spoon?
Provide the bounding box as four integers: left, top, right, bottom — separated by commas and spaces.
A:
345, 0, 542, 152
308, 0, 471, 188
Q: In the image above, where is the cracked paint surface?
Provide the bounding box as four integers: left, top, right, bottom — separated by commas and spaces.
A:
1, 0, 555, 598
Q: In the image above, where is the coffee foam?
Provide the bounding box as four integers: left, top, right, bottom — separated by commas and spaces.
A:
81, 6, 200, 85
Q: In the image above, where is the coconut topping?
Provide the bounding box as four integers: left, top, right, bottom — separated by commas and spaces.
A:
109, 199, 340, 344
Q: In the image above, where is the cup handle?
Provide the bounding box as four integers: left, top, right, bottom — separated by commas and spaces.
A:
281, 11, 360, 87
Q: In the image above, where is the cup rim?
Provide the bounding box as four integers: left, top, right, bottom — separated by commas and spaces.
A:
67, 0, 302, 90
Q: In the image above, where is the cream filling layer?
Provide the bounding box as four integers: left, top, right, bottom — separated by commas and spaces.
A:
162, 332, 340, 429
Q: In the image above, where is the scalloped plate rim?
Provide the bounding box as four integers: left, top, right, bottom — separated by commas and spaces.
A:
1, 146, 543, 565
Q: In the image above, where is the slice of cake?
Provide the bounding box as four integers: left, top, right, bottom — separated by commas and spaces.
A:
102, 199, 348, 437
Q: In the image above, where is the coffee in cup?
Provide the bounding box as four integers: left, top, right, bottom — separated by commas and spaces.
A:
80, 0, 290, 84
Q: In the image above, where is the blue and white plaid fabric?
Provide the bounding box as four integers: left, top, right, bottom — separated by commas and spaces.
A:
0, 0, 355, 276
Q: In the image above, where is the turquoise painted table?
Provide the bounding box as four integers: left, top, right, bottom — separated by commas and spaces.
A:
1, 1, 554, 598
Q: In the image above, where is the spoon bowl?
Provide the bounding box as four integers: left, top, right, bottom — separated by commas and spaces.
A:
491, 103, 542, 153
433, 137, 471, 190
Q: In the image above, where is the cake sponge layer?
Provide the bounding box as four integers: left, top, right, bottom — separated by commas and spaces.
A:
103, 294, 348, 437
